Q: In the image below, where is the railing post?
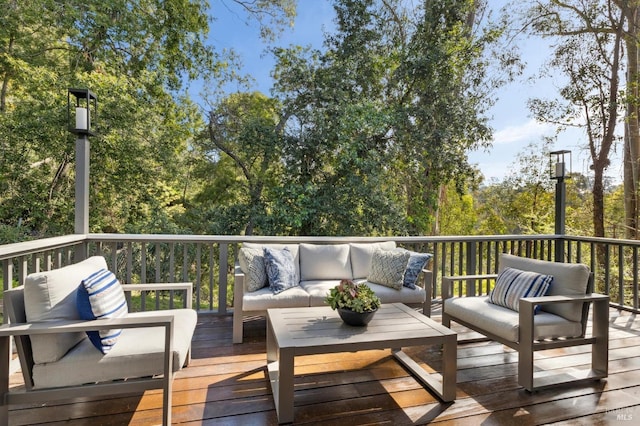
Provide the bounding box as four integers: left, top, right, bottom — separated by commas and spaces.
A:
466, 241, 477, 296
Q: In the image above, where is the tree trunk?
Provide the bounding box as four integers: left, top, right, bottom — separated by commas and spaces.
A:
623, 10, 640, 239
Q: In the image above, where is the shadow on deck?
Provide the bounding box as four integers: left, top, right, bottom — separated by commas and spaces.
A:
8, 306, 640, 425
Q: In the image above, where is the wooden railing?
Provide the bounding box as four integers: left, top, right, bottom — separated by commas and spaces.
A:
2, 233, 640, 317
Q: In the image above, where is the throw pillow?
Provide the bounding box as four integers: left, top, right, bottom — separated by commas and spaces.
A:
238, 247, 268, 292
487, 267, 553, 312
367, 249, 411, 290
76, 268, 129, 354
401, 250, 433, 289
263, 247, 298, 294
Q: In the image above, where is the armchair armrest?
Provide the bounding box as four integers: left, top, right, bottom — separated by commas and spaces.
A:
0, 315, 174, 337
121, 282, 193, 309
442, 274, 498, 299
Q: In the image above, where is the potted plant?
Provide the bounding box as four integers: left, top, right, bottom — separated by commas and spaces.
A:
325, 279, 381, 326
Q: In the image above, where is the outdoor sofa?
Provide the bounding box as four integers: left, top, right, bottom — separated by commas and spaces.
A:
233, 241, 432, 343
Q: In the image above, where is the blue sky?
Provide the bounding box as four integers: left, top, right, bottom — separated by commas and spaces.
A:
205, 1, 624, 184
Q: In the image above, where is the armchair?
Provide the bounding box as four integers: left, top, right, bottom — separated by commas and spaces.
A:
440, 253, 609, 392
0, 256, 197, 425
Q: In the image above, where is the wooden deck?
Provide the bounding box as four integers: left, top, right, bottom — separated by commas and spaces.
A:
8, 306, 640, 425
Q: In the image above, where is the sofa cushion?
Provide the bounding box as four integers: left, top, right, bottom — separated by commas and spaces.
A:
499, 253, 590, 322
444, 296, 583, 343
299, 243, 352, 281
401, 250, 433, 289
242, 285, 310, 311
365, 281, 427, 305
31, 308, 197, 389
488, 267, 552, 312
264, 247, 298, 294
24, 256, 108, 364
367, 249, 410, 290
242, 243, 300, 285
238, 247, 268, 292
349, 241, 397, 279
77, 268, 129, 353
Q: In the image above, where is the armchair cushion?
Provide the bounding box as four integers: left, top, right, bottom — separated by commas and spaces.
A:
445, 296, 583, 343
488, 267, 552, 312
77, 269, 129, 353
499, 253, 590, 322
367, 249, 410, 290
264, 247, 298, 294
31, 308, 197, 389
24, 256, 108, 364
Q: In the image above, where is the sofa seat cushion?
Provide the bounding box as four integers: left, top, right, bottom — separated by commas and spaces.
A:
31, 308, 197, 389
365, 281, 426, 305
349, 241, 397, 279
499, 254, 590, 322
444, 296, 583, 343
299, 243, 352, 281
242, 285, 310, 311
24, 256, 109, 364
300, 280, 342, 306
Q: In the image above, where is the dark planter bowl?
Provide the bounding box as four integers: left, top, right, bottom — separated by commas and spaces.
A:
337, 307, 377, 326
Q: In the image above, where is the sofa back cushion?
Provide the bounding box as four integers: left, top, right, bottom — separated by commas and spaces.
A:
349, 241, 396, 279
24, 256, 108, 364
300, 243, 352, 281
498, 253, 590, 322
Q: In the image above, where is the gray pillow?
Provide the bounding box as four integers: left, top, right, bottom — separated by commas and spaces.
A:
264, 247, 298, 294
367, 249, 411, 290
238, 247, 267, 292
402, 251, 433, 289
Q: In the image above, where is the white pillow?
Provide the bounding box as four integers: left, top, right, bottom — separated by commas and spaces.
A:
299, 243, 352, 281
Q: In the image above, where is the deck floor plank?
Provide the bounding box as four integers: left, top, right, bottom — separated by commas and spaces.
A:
8, 308, 640, 425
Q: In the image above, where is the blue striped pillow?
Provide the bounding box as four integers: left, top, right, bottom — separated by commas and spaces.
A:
488, 267, 553, 312
77, 269, 128, 353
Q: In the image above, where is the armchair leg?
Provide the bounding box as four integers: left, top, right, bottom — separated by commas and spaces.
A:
518, 301, 535, 392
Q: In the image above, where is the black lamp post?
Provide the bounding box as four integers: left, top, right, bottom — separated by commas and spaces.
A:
550, 149, 571, 262
68, 88, 97, 236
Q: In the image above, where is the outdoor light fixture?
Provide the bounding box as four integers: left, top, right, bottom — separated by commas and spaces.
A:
68, 88, 97, 237
550, 149, 571, 257
67, 88, 97, 135
550, 149, 572, 180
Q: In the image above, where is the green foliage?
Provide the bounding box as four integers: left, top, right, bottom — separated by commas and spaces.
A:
325, 279, 381, 313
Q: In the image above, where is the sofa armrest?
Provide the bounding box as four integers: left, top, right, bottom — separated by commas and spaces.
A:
122, 282, 193, 309
442, 274, 498, 299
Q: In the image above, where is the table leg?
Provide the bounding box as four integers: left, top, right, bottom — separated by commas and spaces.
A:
267, 316, 276, 363
277, 347, 294, 423
441, 334, 457, 402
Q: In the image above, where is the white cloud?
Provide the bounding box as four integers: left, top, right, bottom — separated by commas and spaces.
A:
493, 119, 555, 145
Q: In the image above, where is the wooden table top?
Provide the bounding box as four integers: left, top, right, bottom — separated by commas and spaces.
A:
267, 303, 456, 355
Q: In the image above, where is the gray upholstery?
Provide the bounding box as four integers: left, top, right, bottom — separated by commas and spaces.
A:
440, 254, 609, 392
233, 241, 431, 343
32, 309, 197, 388
444, 296, 582, 342
0, 258, 196, 426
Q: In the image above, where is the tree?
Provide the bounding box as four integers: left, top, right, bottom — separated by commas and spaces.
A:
526, 0, 624, 239
0, 0, 297, 241
265, 0, 508, 236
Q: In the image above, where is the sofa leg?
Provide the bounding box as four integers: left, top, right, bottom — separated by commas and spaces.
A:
233, 312, 244, 344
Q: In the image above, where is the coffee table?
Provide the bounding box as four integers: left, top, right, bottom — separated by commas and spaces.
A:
266, 303, 457, 423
